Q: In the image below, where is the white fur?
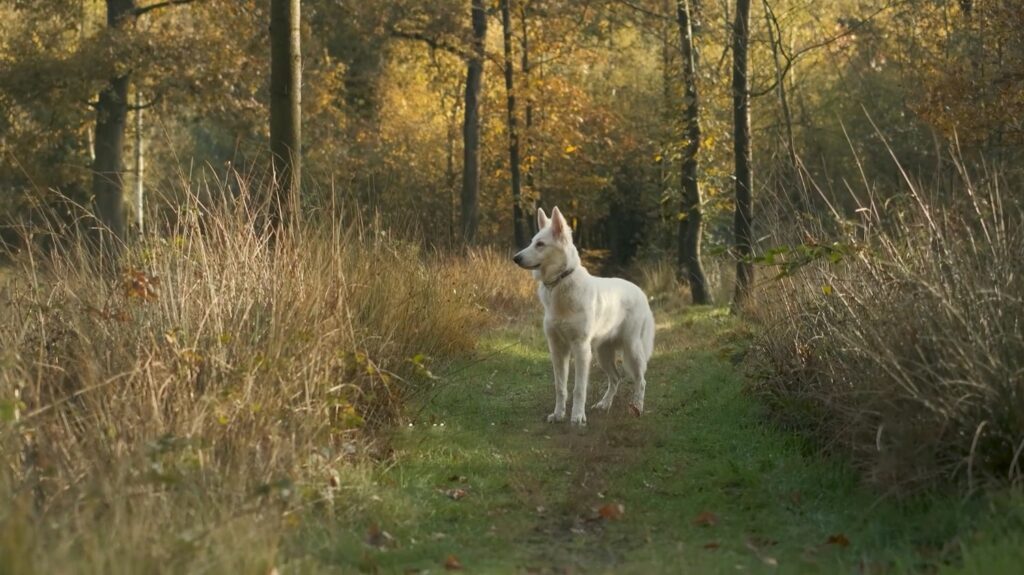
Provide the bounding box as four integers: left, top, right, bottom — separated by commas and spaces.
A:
513, 207, 655, 426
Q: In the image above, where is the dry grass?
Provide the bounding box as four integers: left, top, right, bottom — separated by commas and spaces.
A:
634, 257, 734, 309
0, 187, 532, 572
749, 159, 1024, 492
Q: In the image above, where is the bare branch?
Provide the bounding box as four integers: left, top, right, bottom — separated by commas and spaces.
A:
749, 0, 904, 98
127, 94, 161, 111
134, 0, 197, 18
390, 28, 471, 61
611, 0, 672, 21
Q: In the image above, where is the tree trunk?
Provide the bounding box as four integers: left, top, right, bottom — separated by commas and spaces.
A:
732, 0, 754, 307
270, 0, 302, 231
676, 0, 711, 305
520, 1, 537, 234
461, 0, 487, 245
92, 0, 136, 247
134, 87, 145, 235
501, 0, 526, 248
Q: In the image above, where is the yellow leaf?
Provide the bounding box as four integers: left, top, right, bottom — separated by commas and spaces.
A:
564, 144, 577, 154
821, 284, 834, 296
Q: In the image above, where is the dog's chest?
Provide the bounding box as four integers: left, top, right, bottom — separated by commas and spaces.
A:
540, 288, 588, 336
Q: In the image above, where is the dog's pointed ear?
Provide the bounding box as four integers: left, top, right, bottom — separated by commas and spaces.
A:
551, 206, 570, 240
536, 207, 550, 229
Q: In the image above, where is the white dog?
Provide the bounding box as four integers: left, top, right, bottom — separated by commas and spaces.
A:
513, 207, 655, 426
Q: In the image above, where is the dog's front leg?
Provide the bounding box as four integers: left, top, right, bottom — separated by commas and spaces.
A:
570, 341, 592, 426
546, 337, 570, 423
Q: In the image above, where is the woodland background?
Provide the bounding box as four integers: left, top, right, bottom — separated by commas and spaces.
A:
2, 0, 1024, 572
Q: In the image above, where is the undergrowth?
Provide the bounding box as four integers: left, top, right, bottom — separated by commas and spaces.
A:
0, 185, 532, 572
749, 155, 1024, 493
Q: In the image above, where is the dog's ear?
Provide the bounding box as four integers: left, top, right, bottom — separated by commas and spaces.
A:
536, 207, 550, 229
551, 206, 570, 240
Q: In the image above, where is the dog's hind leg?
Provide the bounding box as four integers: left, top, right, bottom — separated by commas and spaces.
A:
591, 343, 619, 412
621, 343, 648, 415
546, 334, 570, 423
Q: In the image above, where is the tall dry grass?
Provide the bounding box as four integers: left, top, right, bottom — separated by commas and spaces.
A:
750, 154, 1024, 492
0, 184, 532, 572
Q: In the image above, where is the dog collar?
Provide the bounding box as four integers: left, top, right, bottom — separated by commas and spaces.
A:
544, 267, 575, 289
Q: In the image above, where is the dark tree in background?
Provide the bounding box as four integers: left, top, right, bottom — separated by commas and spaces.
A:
92, 0, 138, 247
270, 0, 302, 230
520, 1, 537, 233
675, 0, 711, 305
93, 0, 195, 248
501, 0, 527, 248
461, 0, 487, 244
732, 0, 754, 307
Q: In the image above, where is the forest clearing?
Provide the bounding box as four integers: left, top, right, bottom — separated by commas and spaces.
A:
2, 0, 1023, 573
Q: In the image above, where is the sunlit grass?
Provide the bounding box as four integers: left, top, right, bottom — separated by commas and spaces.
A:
0, 184, 533, 573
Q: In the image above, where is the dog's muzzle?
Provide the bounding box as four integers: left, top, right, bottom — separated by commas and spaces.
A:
512, 253, 539, 269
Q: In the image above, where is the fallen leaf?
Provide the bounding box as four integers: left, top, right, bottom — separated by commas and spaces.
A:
365, 523, 396, 548
445, 488, 468, 500
745, 535, 779, 550
761, 556, 779, 567
598, 502, 625, 520
826, 533, 851, 548
444, 554, 463, 570
703, 541, 721, 550
693, 511, 719, 527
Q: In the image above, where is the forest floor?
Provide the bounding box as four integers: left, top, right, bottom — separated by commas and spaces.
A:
294, 305, 1024, 574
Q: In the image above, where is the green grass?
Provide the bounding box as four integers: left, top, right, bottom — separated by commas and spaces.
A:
286, 306, 1024, 574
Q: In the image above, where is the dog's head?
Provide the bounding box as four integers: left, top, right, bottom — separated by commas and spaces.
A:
512, 207, 575, 274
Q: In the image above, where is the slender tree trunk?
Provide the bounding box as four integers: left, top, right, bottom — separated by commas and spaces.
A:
461, 0, 487, 244
732, 0, 754, 307
520, 1, 537, 233
501, 0, 526, 248
762, 0, 804, 210
92, 0, 135, 247
270, 0, 302, 231
676, 0, 711, 305
134, 87, 144, 235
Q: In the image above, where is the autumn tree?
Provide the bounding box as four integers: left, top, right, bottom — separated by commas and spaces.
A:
675, 0, 711, 304
270, 0, 302, 230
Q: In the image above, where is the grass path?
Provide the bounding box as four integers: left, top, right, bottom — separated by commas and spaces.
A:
297, 306, 1023, 574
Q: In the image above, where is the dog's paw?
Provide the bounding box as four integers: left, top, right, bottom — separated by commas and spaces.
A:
628, 402, 644, 417
570, 413, 587, 426
546, 412, 566, 423
591, 398, 613, 411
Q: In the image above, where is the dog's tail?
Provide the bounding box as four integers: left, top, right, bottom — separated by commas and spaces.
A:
640, 311, 655, 363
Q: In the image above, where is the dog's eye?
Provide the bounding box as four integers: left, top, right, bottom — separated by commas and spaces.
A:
535, 241, 545, 248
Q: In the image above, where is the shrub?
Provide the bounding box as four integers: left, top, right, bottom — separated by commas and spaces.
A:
750, 165, 1024, 492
